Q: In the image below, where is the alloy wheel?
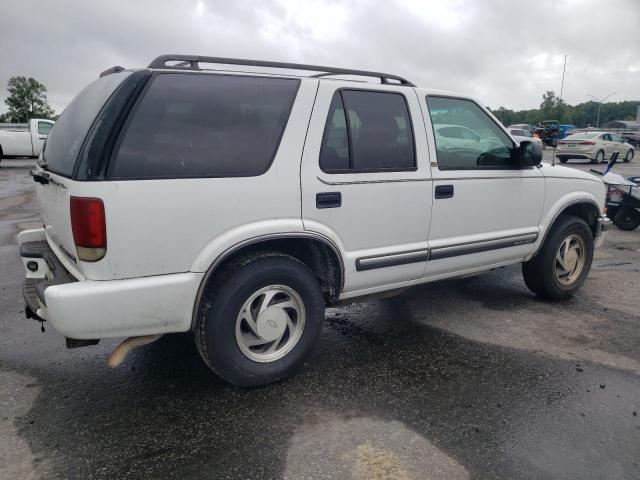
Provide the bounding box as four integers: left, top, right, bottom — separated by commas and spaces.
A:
235, 285, 306, 363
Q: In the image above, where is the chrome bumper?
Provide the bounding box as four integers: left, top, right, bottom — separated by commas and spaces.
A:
595, 215, 612, 248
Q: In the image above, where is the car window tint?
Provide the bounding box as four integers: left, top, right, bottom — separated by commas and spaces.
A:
112, 73, 299, 179
426, 96, 515, 169
42, 71, 131, 177
38, 122, 53, 135
319, 92, 349, 171
320, 90, 415, 173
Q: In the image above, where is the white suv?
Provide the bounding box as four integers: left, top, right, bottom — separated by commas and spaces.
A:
19, 55, 610, 386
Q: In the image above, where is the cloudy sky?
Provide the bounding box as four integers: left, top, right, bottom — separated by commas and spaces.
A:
1, 0, 638, 114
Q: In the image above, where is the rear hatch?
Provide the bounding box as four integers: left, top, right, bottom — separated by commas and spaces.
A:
35, 70, 134, 277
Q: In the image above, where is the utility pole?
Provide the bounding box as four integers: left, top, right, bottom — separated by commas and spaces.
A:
587, 92, 616, 128
560, 54, 567, 99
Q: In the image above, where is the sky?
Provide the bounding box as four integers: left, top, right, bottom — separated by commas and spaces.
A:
1, 0, 639, 115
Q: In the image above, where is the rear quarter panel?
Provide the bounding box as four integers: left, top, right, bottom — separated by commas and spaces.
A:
78, 78, 319, 281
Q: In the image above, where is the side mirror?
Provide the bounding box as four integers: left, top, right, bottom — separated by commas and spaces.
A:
518, 140, 542, 167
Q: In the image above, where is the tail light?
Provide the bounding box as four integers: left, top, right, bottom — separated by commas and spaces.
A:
558, 141, 566, 145
70, 197, 107, 262
579, 141, 596, 145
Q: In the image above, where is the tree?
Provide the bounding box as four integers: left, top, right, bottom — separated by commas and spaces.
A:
540, 90, 559, 111
3, 76, 56, 123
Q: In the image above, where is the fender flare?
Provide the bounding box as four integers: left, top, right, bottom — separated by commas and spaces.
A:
531, 196, 601, 258
189, 231, 344, 330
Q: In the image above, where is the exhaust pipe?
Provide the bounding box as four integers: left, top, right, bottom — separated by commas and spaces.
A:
108, 334, 163, 368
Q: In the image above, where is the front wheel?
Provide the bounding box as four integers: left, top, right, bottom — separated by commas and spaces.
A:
613, 207, 640, 231
523, 215, 594, 299
195, 252, 324, 387
624, 150, 634, 162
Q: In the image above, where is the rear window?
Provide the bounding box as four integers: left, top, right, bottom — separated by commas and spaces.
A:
110, 73, 300, 179
567, 133, 597, 140
42, 71, 131, 177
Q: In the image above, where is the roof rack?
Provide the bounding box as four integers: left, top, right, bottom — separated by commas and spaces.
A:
99, 65, 125, 78
147, 54, 415, 87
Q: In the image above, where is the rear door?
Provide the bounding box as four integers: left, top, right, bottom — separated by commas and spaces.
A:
301, 83, 432, 296
602, 134, 615, 158
418, 93, 544, 276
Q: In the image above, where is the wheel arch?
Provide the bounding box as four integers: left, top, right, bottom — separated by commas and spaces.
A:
536, 198, 601, 256
190, 233, 344, 331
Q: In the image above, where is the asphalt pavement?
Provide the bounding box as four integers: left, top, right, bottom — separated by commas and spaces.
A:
1, 153, 639, 479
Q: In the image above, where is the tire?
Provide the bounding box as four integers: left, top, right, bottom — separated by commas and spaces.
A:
559, 158, 568, 164
591, 150, 604, 164
624, 150, 634, 163
522, 215, 594, 300
613, 207, 640, 231
195, 251, 324, 387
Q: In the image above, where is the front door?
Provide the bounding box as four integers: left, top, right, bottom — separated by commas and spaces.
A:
301, 82, 432, 297
418, 93, 545, 276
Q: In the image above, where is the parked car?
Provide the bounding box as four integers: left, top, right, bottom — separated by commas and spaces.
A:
558, 124, 577, 139
18, 55, 610, 387
556, 132, 635, 164
0, 119, 54, 163
507, 128, 543, 148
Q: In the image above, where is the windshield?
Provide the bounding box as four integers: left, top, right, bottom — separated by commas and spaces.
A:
41, 71, 131, 177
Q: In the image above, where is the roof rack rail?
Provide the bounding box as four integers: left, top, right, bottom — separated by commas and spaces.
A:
99, 66, 125, 78
147, 55, 415, 87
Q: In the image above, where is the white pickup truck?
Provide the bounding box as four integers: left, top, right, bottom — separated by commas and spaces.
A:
0, 119, 55, 162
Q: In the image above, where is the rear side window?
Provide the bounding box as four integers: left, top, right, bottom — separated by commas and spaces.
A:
111, 73, 300, 179
320, 90, 415, 173
37, 122, 53, 135
42, 71, 131, 177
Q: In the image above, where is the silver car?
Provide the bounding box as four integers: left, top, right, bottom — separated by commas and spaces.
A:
556, 132, 635, 164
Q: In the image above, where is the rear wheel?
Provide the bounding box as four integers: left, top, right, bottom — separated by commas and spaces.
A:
195, 251, 324, 387
523, 215, 594, 299
592, 150, 604, 164
613, 207, 640, 231
624, 150, 634, 162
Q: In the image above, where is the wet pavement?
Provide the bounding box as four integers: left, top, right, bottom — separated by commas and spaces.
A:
1, 156, 640, 479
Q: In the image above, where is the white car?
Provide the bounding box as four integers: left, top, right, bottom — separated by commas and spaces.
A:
556, 132, 635, 164
507, 128, 543, 148
0, 119, 54, 163
18, 55, 610, 386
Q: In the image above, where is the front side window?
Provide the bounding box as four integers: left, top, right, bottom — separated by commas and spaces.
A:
111, 73, 300, 179
38, 121, 53, 135
320, 90, 415, 173
426, 96, 515, 169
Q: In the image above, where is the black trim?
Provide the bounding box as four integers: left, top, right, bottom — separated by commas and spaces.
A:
105, 71, 301, 181
429, 233, 538, 260
148, 54, 415, 86
75, 69, 152, 180
320, 88, 418, 175
356, 249, 430, 271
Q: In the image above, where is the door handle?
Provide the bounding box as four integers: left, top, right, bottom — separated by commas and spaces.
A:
435, 184, 454, 199
316, 192, 341, 209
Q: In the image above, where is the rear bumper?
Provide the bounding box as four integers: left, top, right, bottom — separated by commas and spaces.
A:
19, 229, 203, 339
